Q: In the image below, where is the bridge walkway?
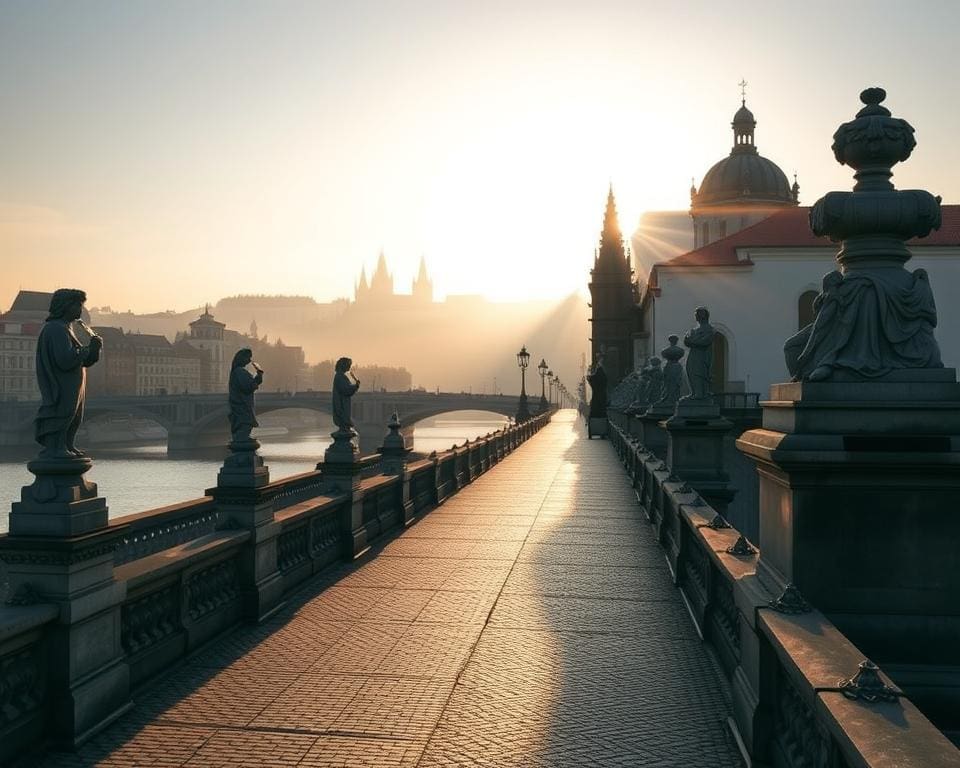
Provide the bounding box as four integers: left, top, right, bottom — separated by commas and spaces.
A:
36, 411, 742, 767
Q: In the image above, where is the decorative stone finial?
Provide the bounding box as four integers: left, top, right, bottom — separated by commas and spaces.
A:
768, 582, 812, 614
814, 87, 940, 255
784, 88, 944, 381
837, 659, 901, 703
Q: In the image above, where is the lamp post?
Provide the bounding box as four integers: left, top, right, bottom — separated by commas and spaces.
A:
547, 370, 554, 409
516, 345, 531, 422
555, 378, 562, 408
537, 359, 549, 413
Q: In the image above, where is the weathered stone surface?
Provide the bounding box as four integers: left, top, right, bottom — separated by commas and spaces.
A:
30, 413, 741, 767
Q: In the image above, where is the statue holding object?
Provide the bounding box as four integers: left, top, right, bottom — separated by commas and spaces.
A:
228, 348, 264, 445
34, 288, 102, 459
332, 357, 361, 437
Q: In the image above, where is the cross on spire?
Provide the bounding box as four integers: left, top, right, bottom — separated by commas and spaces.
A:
738, 78, 748, 105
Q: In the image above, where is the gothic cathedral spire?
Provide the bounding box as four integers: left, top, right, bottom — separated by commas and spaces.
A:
588, 184, 637, 384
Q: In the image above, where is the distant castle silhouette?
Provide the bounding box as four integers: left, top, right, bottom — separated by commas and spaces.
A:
355, 252, 433, 305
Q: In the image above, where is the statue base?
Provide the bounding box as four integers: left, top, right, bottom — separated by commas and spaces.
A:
587, 417, 608, 439
663, 414, 735, 514
737, 369, 960, 729
665, 397, 721, 425
636, 413, 668, 459
217, 438, 270, 489
325, 429, 359, 464
9, 456, 108, 537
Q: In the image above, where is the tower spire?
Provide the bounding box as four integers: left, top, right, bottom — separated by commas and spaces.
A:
596, 184, 628, 274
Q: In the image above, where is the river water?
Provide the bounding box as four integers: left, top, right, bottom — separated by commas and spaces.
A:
0, 411, 510, 533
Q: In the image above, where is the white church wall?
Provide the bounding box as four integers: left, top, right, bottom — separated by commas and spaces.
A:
652, 245, 960, 396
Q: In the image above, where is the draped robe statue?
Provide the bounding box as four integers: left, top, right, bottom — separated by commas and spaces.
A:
586, 362, 608, 419
34, 289, 102, 458
228, 348, 264, 443
657, 335, 687, 406
784, 269, 941, 381
681, 307, 716, 401
332, 357, 361, 434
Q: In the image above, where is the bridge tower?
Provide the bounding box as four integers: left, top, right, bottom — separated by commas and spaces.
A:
588, 185, 638, 384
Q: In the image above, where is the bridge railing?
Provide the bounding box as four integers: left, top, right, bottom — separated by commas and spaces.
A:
0, 409, 553, 762
607, 416, 959, 768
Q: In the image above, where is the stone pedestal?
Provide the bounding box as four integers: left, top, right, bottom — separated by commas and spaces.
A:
379, 417, 415, 524
217, 438, 269, 489
0, 458, 130, 746
637, 412, 669, 459
664, 400, 735, 514
379, 417, 411, 476
9, 457, 107, 537
737, 370, 960, 728
587, 417, 608, 438
210, 463, 284, 624
320, 430, 368, 559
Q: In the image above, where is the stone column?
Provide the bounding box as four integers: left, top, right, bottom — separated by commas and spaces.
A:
737, 88, 958, 730
379, 413, 415, 524
210, 438, 283, 623
0, 456, 130, 746
663, 401, 735, 515
320, 428, 368, 560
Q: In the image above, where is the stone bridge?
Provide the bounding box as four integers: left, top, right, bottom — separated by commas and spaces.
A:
0, 410, 956, 767
0, 391, 522, 452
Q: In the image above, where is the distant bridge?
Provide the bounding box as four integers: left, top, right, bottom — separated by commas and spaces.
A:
0, 391, 523, 452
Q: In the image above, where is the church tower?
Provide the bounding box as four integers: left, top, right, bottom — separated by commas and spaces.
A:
369, 250, 394, 298
412, 256, 433, 304
355, 266, 369, 303
588, 185, 637, 384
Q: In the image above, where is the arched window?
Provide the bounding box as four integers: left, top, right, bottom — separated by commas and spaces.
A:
798, 290, 818, 330
712, 332, 728, 394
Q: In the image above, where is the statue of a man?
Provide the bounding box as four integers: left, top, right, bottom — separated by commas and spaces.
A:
681, 306, 716, 401
34, 288, 102, 458
657, 335, 686, 406
332, 357, 361, 434
228, 348, 264, 444
586, 357, 608, 419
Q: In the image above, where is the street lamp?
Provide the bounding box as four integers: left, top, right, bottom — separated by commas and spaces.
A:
547, 370, 554, 408
516, 345, 531, 422
537, 359, 549, 413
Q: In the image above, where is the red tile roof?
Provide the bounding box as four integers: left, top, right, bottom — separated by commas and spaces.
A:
644, 204, 960, 299
658, 205, 960, 271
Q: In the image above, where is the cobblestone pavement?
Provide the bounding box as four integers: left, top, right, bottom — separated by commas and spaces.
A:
33, 411, 742, 767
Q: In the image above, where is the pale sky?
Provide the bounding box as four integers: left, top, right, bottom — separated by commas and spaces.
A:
2, 0, 959, 312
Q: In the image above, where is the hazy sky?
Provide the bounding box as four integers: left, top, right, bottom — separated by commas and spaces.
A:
2, 0, 959, 312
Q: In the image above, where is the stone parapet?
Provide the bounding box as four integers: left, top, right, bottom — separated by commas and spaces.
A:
608, 417, 960, 766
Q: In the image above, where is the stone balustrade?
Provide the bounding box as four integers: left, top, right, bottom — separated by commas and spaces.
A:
0, 412, 551, 763
608, 414, 960, 767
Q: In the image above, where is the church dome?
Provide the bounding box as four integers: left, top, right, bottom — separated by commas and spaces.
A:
694, 100, 796, 207
697, 153, 794, 205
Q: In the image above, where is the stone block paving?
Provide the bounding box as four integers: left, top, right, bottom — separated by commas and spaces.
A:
30, 412, 741, 767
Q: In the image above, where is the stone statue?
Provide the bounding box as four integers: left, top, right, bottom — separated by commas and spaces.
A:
681, 307, 716, 401
784, 268, 941, 381
642, 357, 663, 403
34, 288, 102, 458
787, 87, 944, 380
586, 359, 608, 419
228, 348, 264, 444
332, 356, 361, 435
656, 335, 686, 406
